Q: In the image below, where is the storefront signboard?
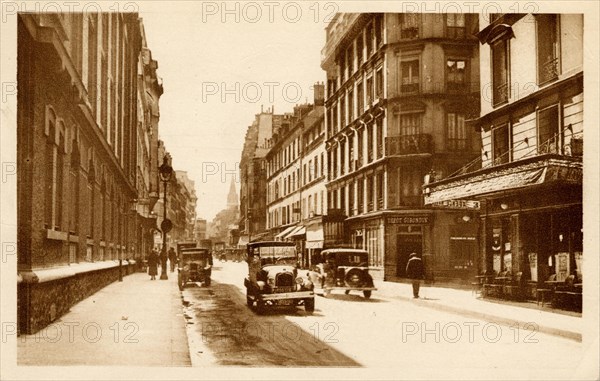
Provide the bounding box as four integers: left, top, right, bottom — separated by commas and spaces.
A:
431, 199, 480, 210
387, 215, 430, 225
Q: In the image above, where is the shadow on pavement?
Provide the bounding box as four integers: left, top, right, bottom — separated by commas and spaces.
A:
317, 293, 388, 303
182, 280, 361, 367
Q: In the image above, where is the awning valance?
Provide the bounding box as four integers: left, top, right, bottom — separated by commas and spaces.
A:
424, 157, 582, 205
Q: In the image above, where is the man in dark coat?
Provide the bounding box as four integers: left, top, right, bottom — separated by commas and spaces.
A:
406, 252, 425, 298
168, 247, 177, 272
147, 249, 159, 280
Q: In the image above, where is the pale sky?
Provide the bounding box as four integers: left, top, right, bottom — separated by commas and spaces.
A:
140, 2, 329, 221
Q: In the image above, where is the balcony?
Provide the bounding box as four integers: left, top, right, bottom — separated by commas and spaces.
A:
401, 82, 420, 94
446, 27, 466, 39
401, 27, 419, 39
386, 134, 433, 156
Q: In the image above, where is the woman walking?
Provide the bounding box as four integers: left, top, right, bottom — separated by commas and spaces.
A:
147, 249, 159, 280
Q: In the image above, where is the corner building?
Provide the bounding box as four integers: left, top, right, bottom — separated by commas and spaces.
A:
424, 14, 584, 294
321, 13, 481, 282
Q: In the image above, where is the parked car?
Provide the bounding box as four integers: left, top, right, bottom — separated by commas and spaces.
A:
243, 241, 315, 314
309, 248, 377, 299
178, 247, 212, 290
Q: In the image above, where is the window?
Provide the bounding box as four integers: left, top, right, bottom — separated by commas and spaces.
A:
332, 103, 338, 134
340, 94, 346, 128
367, 175, 374, 212
339, 52, 346, 84
491, 39, 509, 106
357, 34, 363, 66
357, 128, 364, 168
400, 13, 419, 39
348, 182, 355, 216
87, 15, 98, 117
308, 159, 313, 182
366, 76, 373, 105
446, 14, 466, 38
347, 44, 354, 76
377, 173, 384, 209
348, 134, 354, 172
320, 152, 324, 177
399, 167, 422, 206
538, 105, 559, 154
340, 186, 346, 215
492, 124, 510, 164
375, 14, 383, 47
447, 113, 467, 151
400, 113, 422, 137
314, 155, 318, 178
376, 120, 383, 158
357, 178, 364, 214
376, 68, 383, 99
446, 59, 466, 91
348, 88, 354, 122
367, 124, 374, 162
366, 22, 374, 57
340, 140, 346, 175
401, 60, 420, 93
357, 81, 364, 114
536, 14, 559, 85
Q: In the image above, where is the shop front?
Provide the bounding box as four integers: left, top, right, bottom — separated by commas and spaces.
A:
424, 155, 583, 307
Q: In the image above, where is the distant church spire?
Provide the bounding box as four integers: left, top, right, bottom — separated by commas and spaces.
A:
227, 177, 238, 209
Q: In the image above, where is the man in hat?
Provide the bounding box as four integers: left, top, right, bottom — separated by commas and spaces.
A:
406, 252, 425, 298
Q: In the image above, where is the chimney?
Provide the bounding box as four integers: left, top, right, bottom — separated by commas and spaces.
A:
314, 82, 325, 106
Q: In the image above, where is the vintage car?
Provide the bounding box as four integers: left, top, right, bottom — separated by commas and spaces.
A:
309, 248, 377, 298
178, 247, 212, 290
243, 241, 315, 314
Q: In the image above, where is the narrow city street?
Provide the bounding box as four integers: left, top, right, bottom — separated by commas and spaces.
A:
182, 261, 584, 373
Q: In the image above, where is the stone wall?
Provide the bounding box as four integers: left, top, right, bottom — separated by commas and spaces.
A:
18, 263, 136, 335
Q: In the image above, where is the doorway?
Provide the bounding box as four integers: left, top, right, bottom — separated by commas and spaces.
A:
396, 233, 423, 277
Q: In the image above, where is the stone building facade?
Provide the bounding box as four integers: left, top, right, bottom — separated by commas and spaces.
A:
17, 13, 160, 334
321, 13, 481, 282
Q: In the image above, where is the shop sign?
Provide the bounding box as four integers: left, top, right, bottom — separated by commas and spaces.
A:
387, 215, 430, 225
431, 199, 480, 210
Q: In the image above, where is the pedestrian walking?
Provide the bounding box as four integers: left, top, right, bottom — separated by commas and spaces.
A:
405, 252, 424, 298
147, 249, 159, 280
168, 247, 177, 272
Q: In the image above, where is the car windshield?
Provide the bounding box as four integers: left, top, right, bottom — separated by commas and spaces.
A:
335, 252, 369, 267
256, 246, 297, 266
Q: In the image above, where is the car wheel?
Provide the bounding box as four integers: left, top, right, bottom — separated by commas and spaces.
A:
345, 290, 350, 295
178, 281, 184, 291
363, 290, 372, 299
304, 298, 315, 314
205, 277, 211, 287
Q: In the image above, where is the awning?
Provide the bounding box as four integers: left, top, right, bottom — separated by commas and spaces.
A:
275, 225, 296, 240
424, 157, 582, 205
281, 225, 302, 239
288, 226, 306, 238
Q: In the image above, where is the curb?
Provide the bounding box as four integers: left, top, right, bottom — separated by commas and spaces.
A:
389, 293, 582, 342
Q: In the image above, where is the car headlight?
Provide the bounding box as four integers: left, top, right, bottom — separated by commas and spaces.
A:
304, 280, 314, 290
257, 281, 266, 290
295, 277, 304, 285
183, 265, 189, 271
267, 278, 275, 286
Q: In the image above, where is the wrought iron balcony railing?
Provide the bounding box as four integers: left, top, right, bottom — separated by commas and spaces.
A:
540, 57, 559, 84
386, 134, 433, 156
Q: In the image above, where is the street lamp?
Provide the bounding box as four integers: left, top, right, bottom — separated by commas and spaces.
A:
159, 155, 173, 280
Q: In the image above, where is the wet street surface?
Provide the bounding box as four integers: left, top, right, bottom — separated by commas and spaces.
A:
181, 261, 584, 371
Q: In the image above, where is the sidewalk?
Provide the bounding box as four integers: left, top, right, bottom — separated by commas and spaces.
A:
374, 279, 582, 342
17, 269, 191, 366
